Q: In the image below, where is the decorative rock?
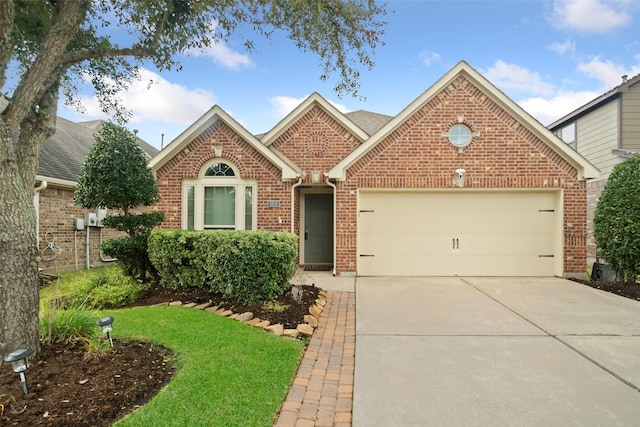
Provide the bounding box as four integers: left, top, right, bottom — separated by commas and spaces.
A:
297, 323, 314, 336
205, 306, 219, 313
256, 320, 271, 329
220, 310, 233, 317
214, 308, 227, 315
228, 313, 239, 320
183, 302, 197, 308
246, 318, 262, 326
303, 314, 318, 328
195, 302, 213, 310
319, 290, 328, 297
169, 301, 183, 306
266, 324, 284, 336
314, 303, 324, 314
236, 312, 254, 322
152, 302, 170, 307
283, 329, 300, 339
309, 306, 321, 319
315, 298, 326, 307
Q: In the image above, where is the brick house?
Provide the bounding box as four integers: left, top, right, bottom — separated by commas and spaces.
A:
36, 118, 158, 274
150, 61, 598, 278
548, 72, 640, 264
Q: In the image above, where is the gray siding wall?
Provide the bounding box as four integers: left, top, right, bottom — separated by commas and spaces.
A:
622, 82, 640, 150
577, 100, 620, 180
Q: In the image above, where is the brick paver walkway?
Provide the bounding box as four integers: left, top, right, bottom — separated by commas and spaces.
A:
274, 291, 356, 427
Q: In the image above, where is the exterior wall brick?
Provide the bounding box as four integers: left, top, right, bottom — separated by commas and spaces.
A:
586, 179, 607, 263
37, 184, 125, 273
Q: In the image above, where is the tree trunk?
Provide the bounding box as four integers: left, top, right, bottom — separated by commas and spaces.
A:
0, 123, 41, 362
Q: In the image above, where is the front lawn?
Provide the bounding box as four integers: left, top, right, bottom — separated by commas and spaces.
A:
108, 306, 304, 426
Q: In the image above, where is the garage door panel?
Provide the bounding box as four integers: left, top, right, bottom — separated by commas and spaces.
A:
358, 191, 560, 276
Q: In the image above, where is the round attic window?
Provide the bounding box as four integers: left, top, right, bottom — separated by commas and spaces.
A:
449, 124, 471, 147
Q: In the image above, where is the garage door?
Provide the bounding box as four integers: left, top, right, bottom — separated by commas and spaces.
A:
358, 190, 561, 276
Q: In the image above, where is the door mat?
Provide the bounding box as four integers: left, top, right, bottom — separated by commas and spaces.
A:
303, 264, 333, 271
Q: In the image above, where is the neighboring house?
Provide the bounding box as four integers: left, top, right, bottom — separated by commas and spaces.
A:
548, 72, 640, 264
36, 117, 158, 274
150, 61, 598, 278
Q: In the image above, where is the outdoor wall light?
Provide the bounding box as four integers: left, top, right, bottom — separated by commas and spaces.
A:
97, 316, 115, 347
4, 348, 34, 395
454, 168, 466, 188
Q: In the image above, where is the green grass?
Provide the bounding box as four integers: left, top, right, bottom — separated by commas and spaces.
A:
103, 306, 304, 427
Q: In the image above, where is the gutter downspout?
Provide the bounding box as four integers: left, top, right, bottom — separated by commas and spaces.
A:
325, 175, 337, 277
290, 173, 304, 234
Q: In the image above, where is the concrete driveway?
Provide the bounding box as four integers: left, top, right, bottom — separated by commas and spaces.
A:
354, 277, 640, 426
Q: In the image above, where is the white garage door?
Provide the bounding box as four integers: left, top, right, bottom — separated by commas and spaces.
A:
358, 190, 561, 276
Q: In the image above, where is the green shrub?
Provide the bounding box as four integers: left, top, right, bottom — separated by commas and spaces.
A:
148, 229, 298, 304
64, 266, 149, 309
40, 306, 98, 345
594, 155, 640, 281
211, 231, 297, 305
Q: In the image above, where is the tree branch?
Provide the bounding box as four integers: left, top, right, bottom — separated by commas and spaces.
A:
0, 0, 14, 90
60, 47, 155, 66
5, 0, 89, 130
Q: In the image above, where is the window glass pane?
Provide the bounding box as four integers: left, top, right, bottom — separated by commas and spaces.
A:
204, 186, 235, 228
561, 123, 576, 150
245, 186, 253, 230
205, 162, 235, 177
186, 186, 195, 230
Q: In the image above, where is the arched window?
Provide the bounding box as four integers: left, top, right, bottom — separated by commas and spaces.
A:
204, 162, 235, 177
183, 160, 256, 230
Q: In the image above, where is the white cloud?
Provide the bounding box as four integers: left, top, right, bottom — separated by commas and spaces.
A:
519, 90, 599, 125
550, 0, 632, 32
484, 60, 556, 97
548, 39, 576, 56
269, 95, 349, 120
577, 57, 640, 88
418, 50, 441, 66
70, 68, 216, 125
191, 41, 254, 70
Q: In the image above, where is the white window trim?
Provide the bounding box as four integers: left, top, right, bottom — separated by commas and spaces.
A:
182, 159, 257, 230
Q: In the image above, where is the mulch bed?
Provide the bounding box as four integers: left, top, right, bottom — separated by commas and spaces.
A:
0, 284, 319, 426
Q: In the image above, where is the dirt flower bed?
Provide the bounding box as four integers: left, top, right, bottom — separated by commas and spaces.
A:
0, 284, 319, 426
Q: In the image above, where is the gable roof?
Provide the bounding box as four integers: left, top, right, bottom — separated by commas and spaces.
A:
260, 93, 370, 145
548, 72, 640, 130
149, 105, 299, 180
328, 60, 599, 181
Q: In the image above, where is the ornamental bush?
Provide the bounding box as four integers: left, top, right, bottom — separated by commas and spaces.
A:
593, 155, 640, 282
148, 230, 298, 304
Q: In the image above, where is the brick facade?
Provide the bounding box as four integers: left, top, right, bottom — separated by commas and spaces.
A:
152, 66, 590, 277
37, 184, 123, 273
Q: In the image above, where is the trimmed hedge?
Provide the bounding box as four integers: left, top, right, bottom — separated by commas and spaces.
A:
148, 230, 298, 305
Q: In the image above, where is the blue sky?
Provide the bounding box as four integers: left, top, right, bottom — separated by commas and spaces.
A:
59, 0, 640, 150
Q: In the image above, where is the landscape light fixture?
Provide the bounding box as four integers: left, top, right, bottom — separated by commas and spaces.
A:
97, 316, 115, 347
4, 348, 34, 395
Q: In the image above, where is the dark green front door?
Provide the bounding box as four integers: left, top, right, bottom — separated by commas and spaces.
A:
304, 193, 334, 264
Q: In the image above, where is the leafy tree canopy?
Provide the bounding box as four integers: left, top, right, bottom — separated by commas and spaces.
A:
74, 122, 158, 214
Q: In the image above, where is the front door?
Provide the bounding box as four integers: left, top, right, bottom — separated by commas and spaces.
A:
304, 193, 334, 264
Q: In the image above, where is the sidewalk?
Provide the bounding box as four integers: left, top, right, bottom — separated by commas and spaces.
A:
274, 289, 356, 427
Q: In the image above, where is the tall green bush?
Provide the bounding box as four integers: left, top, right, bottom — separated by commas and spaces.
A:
594, 155, 640, 281
74, 122, 164, 279
148, 230, 298, 304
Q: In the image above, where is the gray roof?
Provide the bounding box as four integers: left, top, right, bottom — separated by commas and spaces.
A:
344, 110, 393, 136
39, 117, 159, 183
